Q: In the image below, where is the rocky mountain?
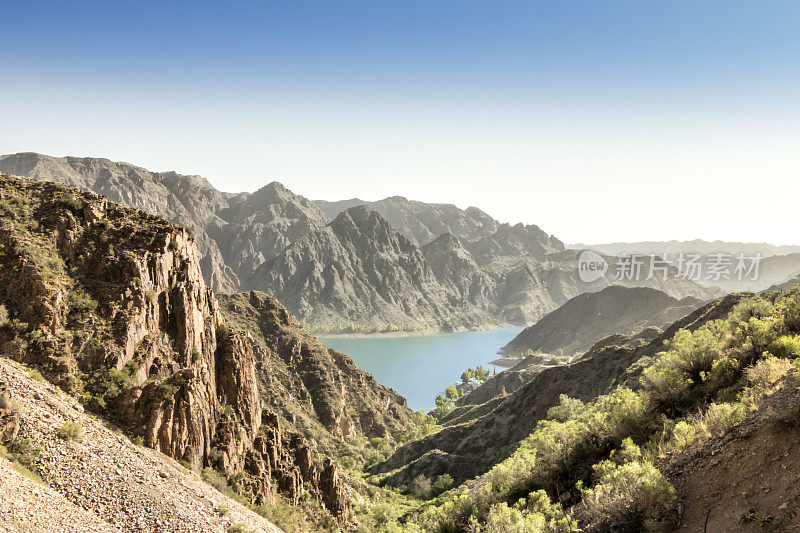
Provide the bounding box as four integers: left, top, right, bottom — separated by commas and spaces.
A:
207, 182, 329, 279
315, 195, 500, 246
0, 174, 413, 527
217, 290, 413, 456
370, 294, 742, 486
499, 286, 704, 357
247, 205, 499, 333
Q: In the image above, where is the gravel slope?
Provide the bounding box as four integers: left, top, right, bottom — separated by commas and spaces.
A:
0, 357, 282, 533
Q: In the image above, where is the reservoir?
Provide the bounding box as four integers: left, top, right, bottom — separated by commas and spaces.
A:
319, 326, 524, 411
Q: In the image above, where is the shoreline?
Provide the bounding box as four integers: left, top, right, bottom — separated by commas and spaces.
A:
315, 323, 521, 339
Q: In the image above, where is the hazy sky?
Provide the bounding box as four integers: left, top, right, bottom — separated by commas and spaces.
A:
2, 1, 799, 244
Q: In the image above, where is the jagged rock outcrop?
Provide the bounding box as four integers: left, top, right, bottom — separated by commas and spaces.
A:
315, 196, 500, 246
247, 205, 499, 332
0, 174, 353, 521
499, 286, 704, 357
370, 294, 743, 486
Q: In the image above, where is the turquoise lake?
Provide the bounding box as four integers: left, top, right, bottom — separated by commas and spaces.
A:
319, 326, 524, 411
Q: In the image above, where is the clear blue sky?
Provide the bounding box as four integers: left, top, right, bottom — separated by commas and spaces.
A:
2, 1, 799, 244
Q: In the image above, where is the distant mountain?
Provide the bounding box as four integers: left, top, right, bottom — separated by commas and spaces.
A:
246, 205, 499, 333
570, 239, 800, 258
314, 196, 500, 246
207, 181, 329, 278
499, 286, 704, 357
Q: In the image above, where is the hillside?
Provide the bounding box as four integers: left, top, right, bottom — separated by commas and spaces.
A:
499, 286, 703, 357
368, 286, 800, 532
0, 174, 415, 528
370, 294, 742, 486
0, 153, 330, 294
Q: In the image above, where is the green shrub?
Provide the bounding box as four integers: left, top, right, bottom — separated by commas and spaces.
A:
145, 290, 156, 304
56, 421, 84, 442
546, 395, 587, 422
769, 335, 800, 358
0, 442, 44, 485
29, 369, 44, 382
216, 504, 230, 516
340, 455, 357, 470
433, 473, 454, 493
578, 443, 676, 531
7, 438, 42, 469
227, 524, 254, 533
483, 503, 548, 533
409, 475, 432, 499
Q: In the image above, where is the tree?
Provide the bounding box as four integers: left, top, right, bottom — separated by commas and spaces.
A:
445, 385, 459, 399
433, 395, 454, 420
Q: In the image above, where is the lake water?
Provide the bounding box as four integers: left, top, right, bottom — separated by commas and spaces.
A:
319, 326, 524, 411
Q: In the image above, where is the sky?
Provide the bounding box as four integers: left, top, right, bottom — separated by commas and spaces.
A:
1, 1, 799, 245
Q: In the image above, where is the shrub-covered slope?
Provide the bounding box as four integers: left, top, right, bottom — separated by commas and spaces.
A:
371, 286, 800, 532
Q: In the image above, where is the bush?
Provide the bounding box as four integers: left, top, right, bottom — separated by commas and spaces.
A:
578, 439, 676, 531
340, 456, 357, 470
29, 369, 44, 382
769, 335, 800, 359
659, 403, 745, 457
433, 473, 454, 493
145, 290, 156, 304
546, 395, 587, 422
7, 438, 42, 470
227, 525, 254, 533
56, 421, 84, 442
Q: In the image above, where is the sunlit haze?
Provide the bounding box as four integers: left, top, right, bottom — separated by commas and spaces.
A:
2, 1, 799, 244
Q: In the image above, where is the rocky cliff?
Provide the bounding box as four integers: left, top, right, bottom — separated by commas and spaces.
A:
217, 290, 413, 456
0, 174, 366, 522
499, 286, 704, 357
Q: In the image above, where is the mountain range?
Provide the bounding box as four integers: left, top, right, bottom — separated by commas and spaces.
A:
0, 152, 722, 333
